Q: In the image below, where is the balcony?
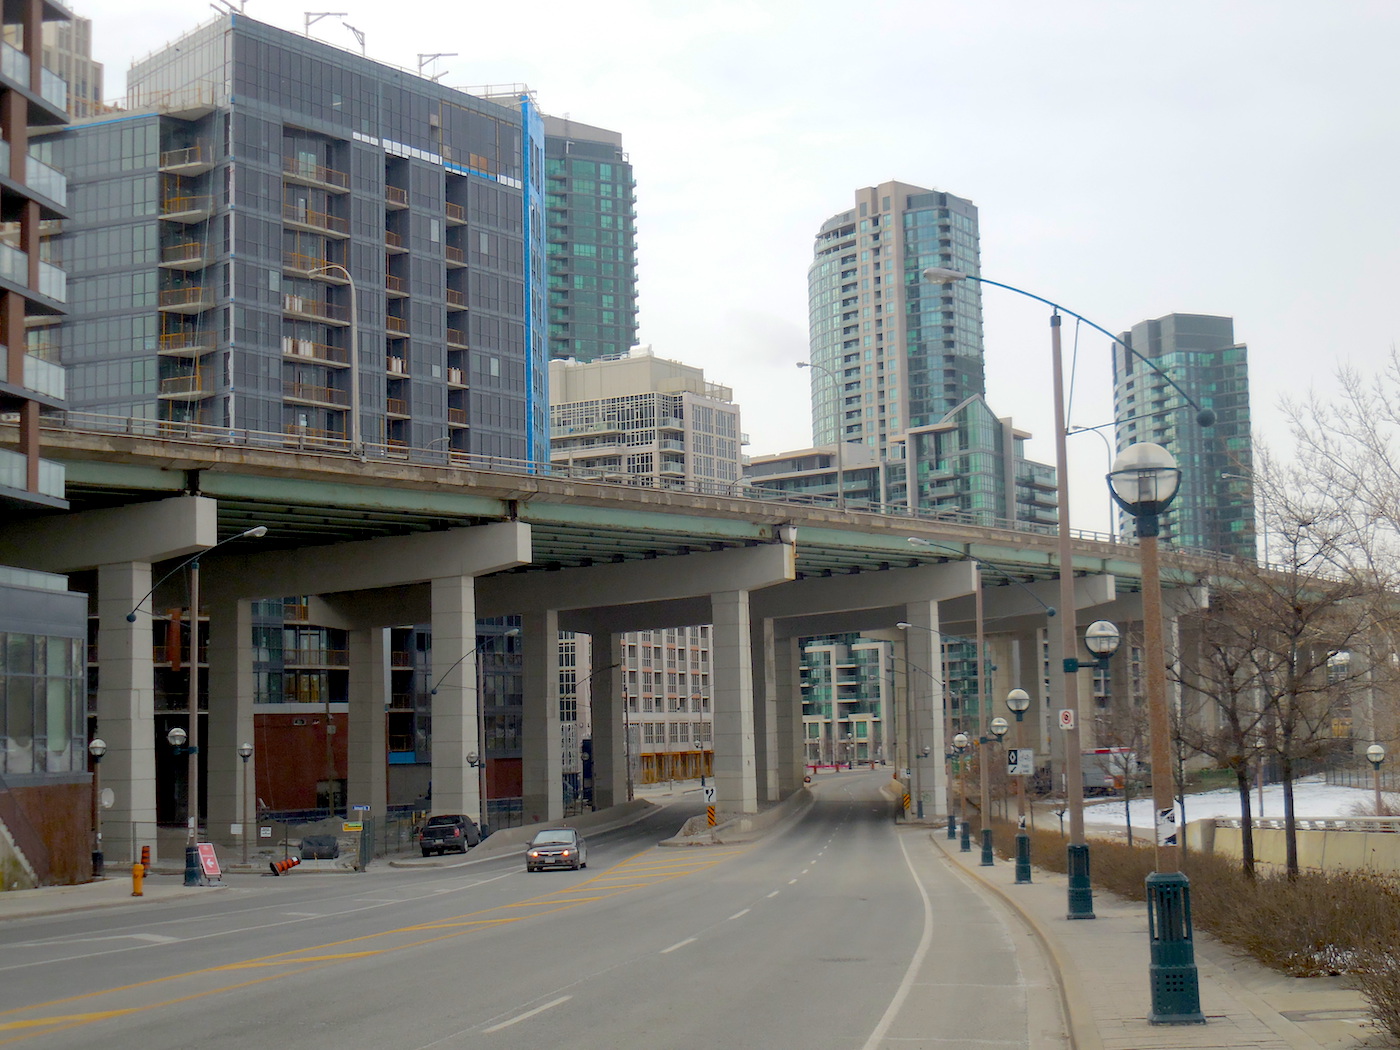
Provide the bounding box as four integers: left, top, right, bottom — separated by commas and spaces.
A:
160, 144, 214, 176
282, 294, 349, 325
386, 397, 409, 418
285, 381, 349, 408
282, 203, 349, 237
444, 201, 466, 225
160, 241, 212, 271
446, 366, 467, 388
160, 195, 214, 224
384, 315, 409, 338
160, 330, 218, 358
445, 288, 466, 310
282, 336, 348, 367
385, 273, 407, 298
24, 154, 66, 207
386, 355, 407, 376
158, 286, 215, 314
158, 370, 214, 400
446, 328, 467, 349
0, 448, 64, 501
283, 251, 341, 278
447, 407, 468, 427
444, 245, 465, 267
283, 157, 349, 192
385, 185, 408, 209
384, 230, 407, 254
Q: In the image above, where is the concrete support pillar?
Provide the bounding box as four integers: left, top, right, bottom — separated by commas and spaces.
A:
95, 561, 158, 865
711, 589, 757, 814
207, 596, 254, 846
521, 609, 562, 823
429, 576, 478, 816
588, 632, 627, 809
751, 616, 780, 802
1010, 632, 1045, 757
773, 632, 804, 796
902, 598, 947, 816
347, 627, 389, 824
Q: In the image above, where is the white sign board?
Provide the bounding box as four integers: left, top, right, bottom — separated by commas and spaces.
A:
1155, 807, 1178, 847
1006, 748, 1035, 776
1058, 708, 1075, 730
703, 785, 717, 805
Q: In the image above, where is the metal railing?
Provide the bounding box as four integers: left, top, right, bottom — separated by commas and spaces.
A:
30, 410, 1157, 550
1214, 816, 1400, 833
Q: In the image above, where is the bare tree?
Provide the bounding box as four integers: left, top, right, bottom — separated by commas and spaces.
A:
1171, 596, 1272, 878
1092, 696, 1150, 847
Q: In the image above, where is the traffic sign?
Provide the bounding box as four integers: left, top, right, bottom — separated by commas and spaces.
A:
1058, 708, 1075, 730
1006, 748, 1035, 776
702, 785, 717, 805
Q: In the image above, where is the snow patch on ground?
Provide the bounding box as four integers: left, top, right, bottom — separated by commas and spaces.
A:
1079, 775, 1389, 829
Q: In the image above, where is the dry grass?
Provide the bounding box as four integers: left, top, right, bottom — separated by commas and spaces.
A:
990, 818, 1400, 1040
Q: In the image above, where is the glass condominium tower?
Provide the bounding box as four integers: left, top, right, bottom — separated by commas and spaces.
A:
37, 13, 548, 465
1113, 313, 1255, 559
807, 181, 984, 465
542, 115, 637, 363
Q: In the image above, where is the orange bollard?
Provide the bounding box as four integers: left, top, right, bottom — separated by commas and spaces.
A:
140, 845, 151, 874
131, 861, 144, 897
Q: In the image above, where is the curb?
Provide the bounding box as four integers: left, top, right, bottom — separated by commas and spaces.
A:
929, 834, 1102, 1050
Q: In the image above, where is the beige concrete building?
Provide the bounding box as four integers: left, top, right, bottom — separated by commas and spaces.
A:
551, 348, 743, 787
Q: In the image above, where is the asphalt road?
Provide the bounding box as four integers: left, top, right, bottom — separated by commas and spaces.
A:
0, 773, 1063, 1049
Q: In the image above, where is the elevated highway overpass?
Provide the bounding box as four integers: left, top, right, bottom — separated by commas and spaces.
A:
1, 418, 1221, 863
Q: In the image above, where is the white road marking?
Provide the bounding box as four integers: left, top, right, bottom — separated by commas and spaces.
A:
661, 937, 697, 954
482, 996, 572, 1033
788, 878, 799, 884
767, 890, 780, 898
726, 909, 751, 921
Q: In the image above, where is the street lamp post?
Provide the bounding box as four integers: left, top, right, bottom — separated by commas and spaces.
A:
1006, 688, 1033, 883
310, 263, 361, 455
166, 726, 200, 886
983, 717, 1009, 865
796, 360, 844, 509
951, 733, 971, 850
924, 265, 1213, 922
1108, 440, 1204, 1025
1367, 744, 1387, 816
88, 738, 106, 877
238, 742, 253, 865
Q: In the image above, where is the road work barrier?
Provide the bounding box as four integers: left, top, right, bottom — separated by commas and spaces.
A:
269, 856, 301, 876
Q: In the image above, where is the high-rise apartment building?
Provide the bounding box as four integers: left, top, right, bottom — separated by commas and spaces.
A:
550, 349, 743, 786
1113, 313, 1255, 558
37, 13, 548, 466
0, 0, 92, 887
808, 181, 984, 461
542, 115, 636, 363
800, 636, 891, 766
550, 347, 742, 493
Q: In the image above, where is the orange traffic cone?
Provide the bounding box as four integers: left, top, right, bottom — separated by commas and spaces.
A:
269, 856, 301, 876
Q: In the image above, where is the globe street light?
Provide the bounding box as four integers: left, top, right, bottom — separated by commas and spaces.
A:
952, 732, 971, 850
238, 743, 254, 865
1006, 688, 1034, 883
924, 266, 1212, 922
983, 717, 1009, 865
1108, 440, 1204, 1025
88, 738, 107, 877
1367, 744, 1387, 817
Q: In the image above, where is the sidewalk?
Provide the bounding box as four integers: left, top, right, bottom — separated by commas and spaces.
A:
929, 829, 1386, 1050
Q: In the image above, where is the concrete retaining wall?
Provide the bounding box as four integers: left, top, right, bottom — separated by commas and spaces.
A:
1187, 819, 1400, 875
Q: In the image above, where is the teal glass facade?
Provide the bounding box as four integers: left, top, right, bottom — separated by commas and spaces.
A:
543, 117, 637, 363
1113, 314, 1256, 559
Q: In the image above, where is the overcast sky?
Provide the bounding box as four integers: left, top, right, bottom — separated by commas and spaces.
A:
74, 0, 1399, 532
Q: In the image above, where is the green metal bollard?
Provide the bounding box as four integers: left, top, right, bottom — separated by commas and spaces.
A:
959, 819, 971, 852
1014, 831, 1032, 884
183, 845, 201, 887
946, 815, 957, 839
1145, 871, 1205, 1024
980, 827, 994, 866
1066, 843, 1094, 919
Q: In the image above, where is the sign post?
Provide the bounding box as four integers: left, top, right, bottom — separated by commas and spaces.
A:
703, 785, 717, 827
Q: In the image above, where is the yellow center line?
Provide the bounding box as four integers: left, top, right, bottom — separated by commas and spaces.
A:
0, 841, 753, 1042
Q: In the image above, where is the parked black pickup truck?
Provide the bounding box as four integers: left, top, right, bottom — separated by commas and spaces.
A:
418, 813, 480, 856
